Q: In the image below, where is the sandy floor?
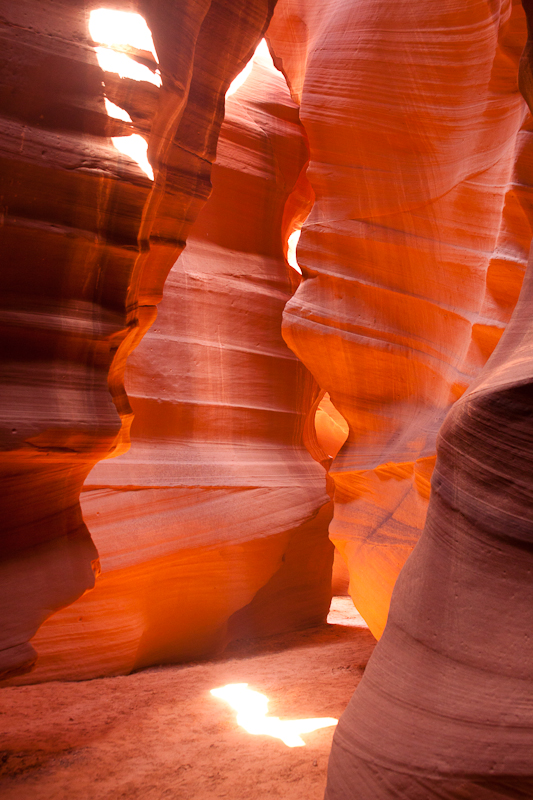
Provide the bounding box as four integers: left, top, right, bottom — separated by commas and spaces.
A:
0, 599, 374, 800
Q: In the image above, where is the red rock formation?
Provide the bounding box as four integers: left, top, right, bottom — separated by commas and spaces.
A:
267, 0, 531, 637
325, 272, 533, 799
0, 0, 277, 679
315, 393, 349, 462
323, 3, 533, 796
7, 44, 333, 683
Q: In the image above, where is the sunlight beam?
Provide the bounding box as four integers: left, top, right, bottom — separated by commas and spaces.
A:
111, 134, 154, 180
287, 229, 302, 274
226, 39, 271, 98
104, 98, 132, 122
94, 47, 161, 87
89, 9, 161, 180
89, 8, 160, 62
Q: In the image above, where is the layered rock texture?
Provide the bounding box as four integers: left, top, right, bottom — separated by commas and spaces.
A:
267, 0, 532, 637
326, 269, 533, 799
3, 7, 533, 797
0, 0, 279, 679
322, 1, 533, 796
9, 44, 333, 683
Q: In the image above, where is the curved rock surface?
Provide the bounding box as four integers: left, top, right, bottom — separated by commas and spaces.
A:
326, 270, 533, 798
0, 0, 276, 679
324, 2, 533, 796
9, 45, 332, 683
267, 0, 531, 637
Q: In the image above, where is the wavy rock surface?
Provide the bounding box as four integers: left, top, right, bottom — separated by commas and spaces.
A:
267, 0, 531, 637
325, 140, 533, 800
0, 0, 276, 679
326, 273, 533, 799
10, 46, 333, 683
323, 3, 533, 796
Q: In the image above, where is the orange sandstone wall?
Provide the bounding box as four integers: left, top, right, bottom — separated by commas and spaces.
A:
8, 46, 333, 683
267, 0, 531, 637
326, 271, 533, 799
325, 5, 533, 794
0, 0, 276, 679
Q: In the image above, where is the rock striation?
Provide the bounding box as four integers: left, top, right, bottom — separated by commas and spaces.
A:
8, 44, 332, 683
0, 0, 277, 679
324, 1, 533, 796
267, 0, 531, 637
326, 266, 533, 799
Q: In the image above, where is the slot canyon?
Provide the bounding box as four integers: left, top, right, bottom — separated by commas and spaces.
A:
0, 0, 532, 798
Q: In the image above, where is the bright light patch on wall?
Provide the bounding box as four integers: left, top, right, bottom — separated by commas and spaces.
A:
226, 58, 253, 98
89, 9, 160, 61
287, 229, 302, 274
210, 684, 337, 747
89, 9, 161, 179
104, 98, 132, 122
225, 40, 304, 277
111, 133, 154, 180
226, 38, 271, 98
94, 47, 161, 87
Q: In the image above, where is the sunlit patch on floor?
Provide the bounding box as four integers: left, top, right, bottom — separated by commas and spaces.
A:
210, 683, 337, 747
89, 9, 161, 178
327, 596, 368, 628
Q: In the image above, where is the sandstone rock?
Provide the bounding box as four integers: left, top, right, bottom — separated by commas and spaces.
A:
325, 189, 533, 800
324, 2, 533, 795
0, 0, 276, 679
9, 44, 332, 683
267, 0, 530, 637
315, 393, 349, 462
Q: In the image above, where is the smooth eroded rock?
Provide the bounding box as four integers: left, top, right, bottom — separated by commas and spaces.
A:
267, 0, 530, 636
0, 0, 276, 678
9, 45, 332, 682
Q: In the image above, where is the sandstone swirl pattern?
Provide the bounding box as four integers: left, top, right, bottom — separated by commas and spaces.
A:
0, 0, 276, 679
325, 276, 533, 798
9, 45, 332, 683
267, 0, 531, 637
321, 0, 533, 796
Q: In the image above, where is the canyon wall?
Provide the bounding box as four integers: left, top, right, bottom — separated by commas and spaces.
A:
0, 0, 276, 680
7, 44, 333, 683
323, 0, 533, 796
267, 0, 532, 637
325, 264, 533, 799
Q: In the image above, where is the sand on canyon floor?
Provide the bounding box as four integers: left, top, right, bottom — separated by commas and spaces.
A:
0, 598, 375, 800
